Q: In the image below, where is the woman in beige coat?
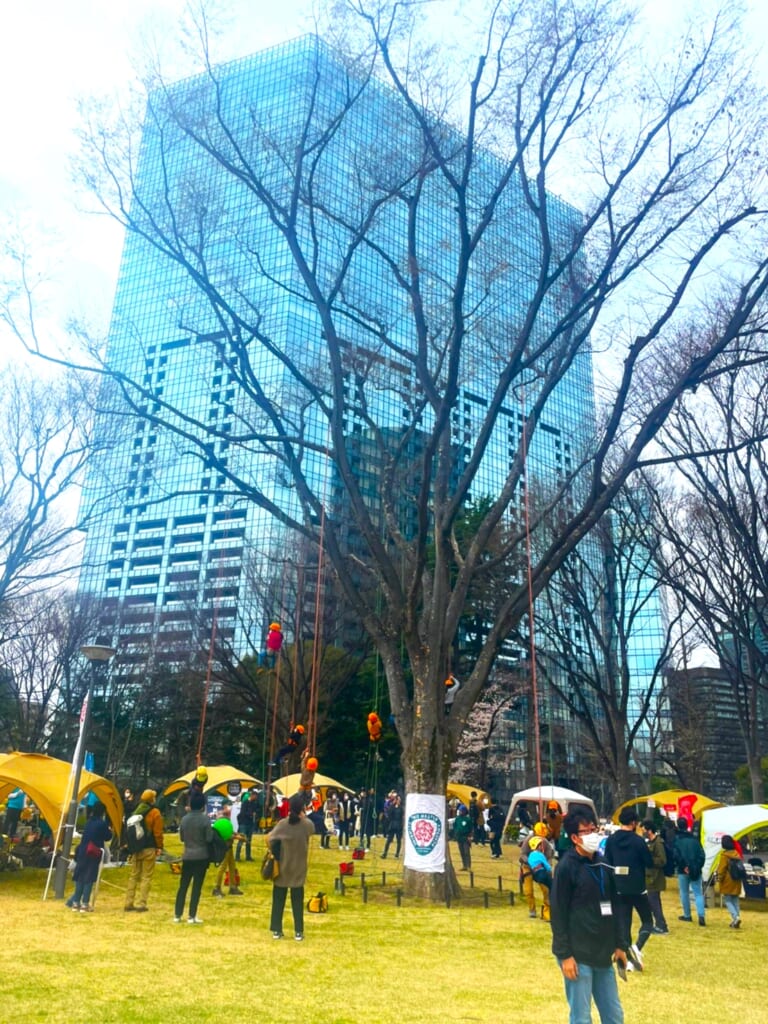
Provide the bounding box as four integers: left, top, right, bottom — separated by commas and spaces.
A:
715, 834, 744, 929
267, 793, 316, 941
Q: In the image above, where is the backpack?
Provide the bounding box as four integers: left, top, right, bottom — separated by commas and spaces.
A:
662, 839, 675, 878
209, 831, 228, 867
728, 856, 748, 883
528, 849, 552, 888
125, 811, 152, 854
306, 892, 328, 913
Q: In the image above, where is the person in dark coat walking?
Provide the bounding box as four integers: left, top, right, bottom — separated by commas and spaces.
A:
65, 803, 112, 912
603, 807, 654, 971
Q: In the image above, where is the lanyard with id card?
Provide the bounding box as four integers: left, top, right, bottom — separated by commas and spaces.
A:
590, 862, 612, 916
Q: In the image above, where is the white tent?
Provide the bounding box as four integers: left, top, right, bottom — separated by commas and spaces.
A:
700, 804, 768, 880
503, 784, 597, 834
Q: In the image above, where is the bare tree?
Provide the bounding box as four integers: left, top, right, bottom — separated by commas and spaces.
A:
536, 486, 675, 804
0, 367, 110, 620
10, 1, 768, 896
651, 361, 768, 801
0, 591, 94, 753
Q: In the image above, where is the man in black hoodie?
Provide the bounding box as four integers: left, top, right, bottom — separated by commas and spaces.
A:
551, 811, 627, 1024
603, 807, 654, 972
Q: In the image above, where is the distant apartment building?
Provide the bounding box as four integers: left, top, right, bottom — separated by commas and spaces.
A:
664, 665, 768, 802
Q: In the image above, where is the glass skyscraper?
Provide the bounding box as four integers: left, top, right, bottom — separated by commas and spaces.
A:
76, 32, 665, 792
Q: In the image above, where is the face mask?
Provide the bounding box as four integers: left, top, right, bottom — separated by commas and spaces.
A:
578, 832, 602, 855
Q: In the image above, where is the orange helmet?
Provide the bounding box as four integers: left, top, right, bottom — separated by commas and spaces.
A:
306, 756, 319, 771
295, 724, 305, 734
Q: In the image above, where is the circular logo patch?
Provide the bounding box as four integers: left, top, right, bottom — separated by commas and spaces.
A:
407, 812, 442, 855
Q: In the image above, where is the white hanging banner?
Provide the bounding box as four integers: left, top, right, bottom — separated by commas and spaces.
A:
403, 793, 446, 873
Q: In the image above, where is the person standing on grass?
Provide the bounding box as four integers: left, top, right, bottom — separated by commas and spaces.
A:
487, 799, 505, 859
453, 804, 473, 871
381, 793, 403, 859
66, 803, 112, 912
642, 820, 669, 935
550, 810, 627, 1024
211, 803, 244, 897
716, 835, 744, 929
362, 788, 379, 848
673, 817, 706, 926
337, 790, 355, 851
174, 790, 214, 925
124, 789, 164, 913
267, 792, 316, 941
235, 790, 255, 862
469, 791, 486, 846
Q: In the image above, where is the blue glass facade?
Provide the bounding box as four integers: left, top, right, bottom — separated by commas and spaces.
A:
76, 31, 651, 767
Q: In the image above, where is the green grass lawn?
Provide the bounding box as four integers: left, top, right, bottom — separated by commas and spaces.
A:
3, 836, 765, 1024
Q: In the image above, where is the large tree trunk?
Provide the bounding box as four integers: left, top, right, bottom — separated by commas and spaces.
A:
401, 760, 463, 901
399, 689, 463, 899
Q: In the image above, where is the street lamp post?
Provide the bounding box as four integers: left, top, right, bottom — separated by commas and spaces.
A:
53, 644, 116, 899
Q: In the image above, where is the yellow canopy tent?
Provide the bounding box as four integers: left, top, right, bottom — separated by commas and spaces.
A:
162, 765, 263, 800
612, 788, 723, 824
446, 783, 490, 808
271, 772, 354, 800
0, 751, 123, 840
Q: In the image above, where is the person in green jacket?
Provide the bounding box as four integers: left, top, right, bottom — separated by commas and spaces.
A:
453, 804, 473, 870
211, 804, 243, 897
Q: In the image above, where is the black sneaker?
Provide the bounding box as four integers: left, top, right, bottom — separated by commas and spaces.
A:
698, 916, 706, 926
678, 915, 692, 922
652, 926, 669, 935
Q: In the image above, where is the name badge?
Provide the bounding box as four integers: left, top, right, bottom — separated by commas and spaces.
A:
614, 866, 629, 876
600, 900, 613, 916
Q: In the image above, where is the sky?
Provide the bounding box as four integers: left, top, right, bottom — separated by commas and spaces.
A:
1, 0, 766, 341
0, 0, 319, 336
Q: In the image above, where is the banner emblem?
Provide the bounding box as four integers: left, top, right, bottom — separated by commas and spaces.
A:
407, 812, 442, 856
